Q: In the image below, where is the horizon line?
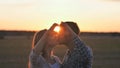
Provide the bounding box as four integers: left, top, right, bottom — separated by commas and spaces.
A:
0, 29, 120, 33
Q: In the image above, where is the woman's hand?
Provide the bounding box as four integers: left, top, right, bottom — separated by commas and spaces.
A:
33, 23, 59, 55
45, 23, 59, 45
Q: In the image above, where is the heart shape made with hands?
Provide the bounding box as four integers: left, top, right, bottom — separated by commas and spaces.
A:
53, 26, 61, 33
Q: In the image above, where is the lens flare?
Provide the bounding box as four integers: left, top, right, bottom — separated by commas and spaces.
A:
54, 26, 60, 33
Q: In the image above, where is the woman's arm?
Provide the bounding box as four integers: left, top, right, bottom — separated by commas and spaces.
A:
29, 23, 58, 68
33, 23, 58, 55
33, 33, 48, 55
29, 50, 51, 68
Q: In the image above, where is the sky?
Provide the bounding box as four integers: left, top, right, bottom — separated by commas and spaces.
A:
0, 0, 120, 32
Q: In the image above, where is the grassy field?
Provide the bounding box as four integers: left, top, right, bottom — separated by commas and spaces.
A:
0, 36, 120, 68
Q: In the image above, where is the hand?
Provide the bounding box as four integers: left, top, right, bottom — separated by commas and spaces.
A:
33, 23, 59, 55
46, 23, 59, 45
42, 23, 62, 59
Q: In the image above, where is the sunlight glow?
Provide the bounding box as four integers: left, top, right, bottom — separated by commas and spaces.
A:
54, 26, 61, 33
0, 0, 120, 32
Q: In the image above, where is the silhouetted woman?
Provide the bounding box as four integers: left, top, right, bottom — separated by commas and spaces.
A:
28, 24, 61, 68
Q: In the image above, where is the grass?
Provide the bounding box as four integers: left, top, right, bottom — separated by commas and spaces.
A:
0, 36, 120, 68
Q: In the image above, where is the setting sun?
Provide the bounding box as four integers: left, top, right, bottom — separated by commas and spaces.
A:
54, 26, 61, 33
0, 0, 120, 32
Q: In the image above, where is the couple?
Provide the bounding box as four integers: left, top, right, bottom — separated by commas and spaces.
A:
28, 22, 93, 68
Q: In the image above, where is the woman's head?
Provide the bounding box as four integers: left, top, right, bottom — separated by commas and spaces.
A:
32, 29, 57, 56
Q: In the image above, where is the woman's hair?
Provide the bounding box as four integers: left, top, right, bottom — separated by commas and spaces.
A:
32, 29, 47, 48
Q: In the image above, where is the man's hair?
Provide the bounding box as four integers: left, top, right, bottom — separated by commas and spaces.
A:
65, 21, 80, 35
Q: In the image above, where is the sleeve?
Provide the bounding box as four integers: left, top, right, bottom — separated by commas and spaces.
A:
29, 49, 51, 68
73, 36, 93, 68
84, 46, 93, 68
62, 49, 69, 64
53, 55, 62, 64
73, 36, 92, 60
61, 36, 93, 68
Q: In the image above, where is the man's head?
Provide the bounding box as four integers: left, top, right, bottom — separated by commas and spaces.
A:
32, 29, 56, 57
64, 21, 80, 35
58, 21, 80, 44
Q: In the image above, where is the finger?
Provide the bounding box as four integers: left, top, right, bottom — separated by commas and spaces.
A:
49, 23, 59, 31
60, 22, 70, 30
60, 21, 64, 26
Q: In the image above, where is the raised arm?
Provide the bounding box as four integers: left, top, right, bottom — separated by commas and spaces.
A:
60, 22, 93, 68
29, 23, 59, 68
33, 23, 58, 55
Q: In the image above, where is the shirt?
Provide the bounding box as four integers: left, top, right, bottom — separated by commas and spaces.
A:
29, 50, 61, 68
49, 56, 61, 68
61, 36, 93, 68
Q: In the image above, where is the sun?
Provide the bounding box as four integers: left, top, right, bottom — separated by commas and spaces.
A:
54, 26, 61, 33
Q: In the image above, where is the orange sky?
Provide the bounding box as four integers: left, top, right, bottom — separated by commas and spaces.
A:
0, 0, 120, 32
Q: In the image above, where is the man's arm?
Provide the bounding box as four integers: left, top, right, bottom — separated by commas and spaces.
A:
61, 36, 93, 68
73, 36, 93, 68
60, 22, 93, 68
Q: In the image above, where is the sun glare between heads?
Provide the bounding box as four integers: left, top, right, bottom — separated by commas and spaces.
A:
54, 26, 61, 33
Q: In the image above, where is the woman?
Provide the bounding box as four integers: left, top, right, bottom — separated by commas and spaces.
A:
28, 24, 61, 68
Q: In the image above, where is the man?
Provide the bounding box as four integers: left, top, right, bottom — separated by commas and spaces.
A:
59, 22, 93, 68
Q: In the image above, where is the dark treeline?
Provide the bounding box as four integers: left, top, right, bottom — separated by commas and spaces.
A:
80, 32, 120, 36
0, 30, 35, 39
0, 30, 35, 36
0, 30, 120, 38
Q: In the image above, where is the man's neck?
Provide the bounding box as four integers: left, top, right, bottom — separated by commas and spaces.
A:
65, 34, 77, 52
65, 40, 75, 52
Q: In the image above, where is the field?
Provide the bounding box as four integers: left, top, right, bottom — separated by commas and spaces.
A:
0, 35, 120, 68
